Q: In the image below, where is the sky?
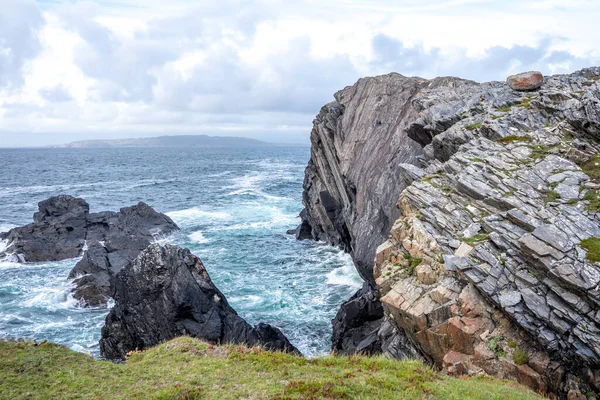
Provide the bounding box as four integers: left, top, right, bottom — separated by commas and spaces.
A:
0, 0, 599, 147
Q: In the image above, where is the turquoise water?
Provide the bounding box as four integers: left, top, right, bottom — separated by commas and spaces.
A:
0, 147, 361, 356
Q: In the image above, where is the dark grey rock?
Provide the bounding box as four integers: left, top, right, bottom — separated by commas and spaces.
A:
1, 195, 91, 262
331, 283, 384, 355
0, 195, 180, 306
100, 244, 299, 360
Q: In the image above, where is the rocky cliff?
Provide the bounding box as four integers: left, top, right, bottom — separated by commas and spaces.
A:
299, 67, 600, 397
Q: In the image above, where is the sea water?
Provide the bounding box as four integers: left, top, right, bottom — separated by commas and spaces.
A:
0, 146, 362, 357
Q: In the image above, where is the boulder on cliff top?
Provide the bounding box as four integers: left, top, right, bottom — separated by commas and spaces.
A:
507, 71, 544, 91
99, 243, 299, 360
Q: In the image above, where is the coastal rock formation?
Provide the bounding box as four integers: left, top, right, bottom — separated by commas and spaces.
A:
1, 195, 92, 262
100, 243, 299, 360
68, 202, 179, 306
0, 196, 179, 306
297, 74, 424, 281
299, 66, 600, 396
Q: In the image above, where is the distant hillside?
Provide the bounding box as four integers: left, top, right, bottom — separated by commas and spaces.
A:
55, 135, 274, 148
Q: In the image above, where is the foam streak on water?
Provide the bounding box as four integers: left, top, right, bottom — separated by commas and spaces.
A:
0, 147, 361, 357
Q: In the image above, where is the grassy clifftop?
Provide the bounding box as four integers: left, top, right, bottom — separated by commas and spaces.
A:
0, 337, 542, 400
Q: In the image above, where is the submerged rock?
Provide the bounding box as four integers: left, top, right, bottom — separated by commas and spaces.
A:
0, 195, 179, 306
299, 66, 600, 396
99, 243, 299, 360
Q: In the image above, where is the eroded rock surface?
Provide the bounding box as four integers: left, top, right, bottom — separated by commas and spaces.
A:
100, 244, 299, 360
0, 196, 179, 306
300, 67, 600, 397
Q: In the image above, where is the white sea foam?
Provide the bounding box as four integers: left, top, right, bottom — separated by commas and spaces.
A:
0, 240, 8, 255
326, 263, 362, 288
0, 260, 22, 269
166, 208, 232, 226
228, 294, 263, 308
22, 288, 79, 311
189, 231, 210, 244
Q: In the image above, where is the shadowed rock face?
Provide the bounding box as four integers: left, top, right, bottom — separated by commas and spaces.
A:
300, 66, 600, 397
100, 244, 299, 360
0, 195, 179, 306
297, 74, 427, 282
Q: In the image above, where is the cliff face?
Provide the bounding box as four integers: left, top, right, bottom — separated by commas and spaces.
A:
298, 74, 426, 282
299, 67, 600, 397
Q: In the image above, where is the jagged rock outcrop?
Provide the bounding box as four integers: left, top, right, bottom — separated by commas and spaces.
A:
0, 195, 179, 306
100, 243, 299, 360
68, 202, 179, 306
300, 66, 600, 397
1, 195, 93, 262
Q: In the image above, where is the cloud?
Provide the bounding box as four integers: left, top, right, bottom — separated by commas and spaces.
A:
0, 0, 44, 88
0, 0, 599, 146
39, 85, 73, 102
370, 34, 599, 81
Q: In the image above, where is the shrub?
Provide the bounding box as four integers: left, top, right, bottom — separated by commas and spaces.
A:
512, 348, 529, 365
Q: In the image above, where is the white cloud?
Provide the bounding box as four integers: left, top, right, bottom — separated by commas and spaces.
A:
0, 0, 43, 88
0, 0, 599, 147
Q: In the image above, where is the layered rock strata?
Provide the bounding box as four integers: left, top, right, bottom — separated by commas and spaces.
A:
100, 244, 299, 360
299, 67, 600, 397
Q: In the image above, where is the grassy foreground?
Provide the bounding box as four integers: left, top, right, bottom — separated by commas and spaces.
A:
0, 337, 542, 400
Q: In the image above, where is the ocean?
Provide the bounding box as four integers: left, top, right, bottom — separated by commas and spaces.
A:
0, 146, 361, 357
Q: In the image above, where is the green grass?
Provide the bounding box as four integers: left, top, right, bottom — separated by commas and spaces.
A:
580, 156, 600, 182
0, 337, 543, 400
584, 189, 600, 211
496, 106, 512, 113
464, 122, 482, 131
580, 237, 600, 263
543, 190, 561, 203
516, 95, 534, 110
460, 233, 489, 245
529, 144, 554, 160
496, 135, 533, 144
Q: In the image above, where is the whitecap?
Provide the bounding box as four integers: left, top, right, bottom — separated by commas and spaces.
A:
166, 208, 232, 226
0, 259, 22, 269
326, 263, 363, 288
22, 288, 78, 311
188, 231, 210, 244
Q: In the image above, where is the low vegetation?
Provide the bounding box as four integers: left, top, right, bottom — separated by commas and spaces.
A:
580, 237, 600, 263
496, 135, 533, 144
465, 122, 482, 131
0, 337, 542, 400
580, 156, 600, 182
583, 189, 600, 211
460, 233, 490, 245
403, 253, 423, 274
512, 348, 529, 365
